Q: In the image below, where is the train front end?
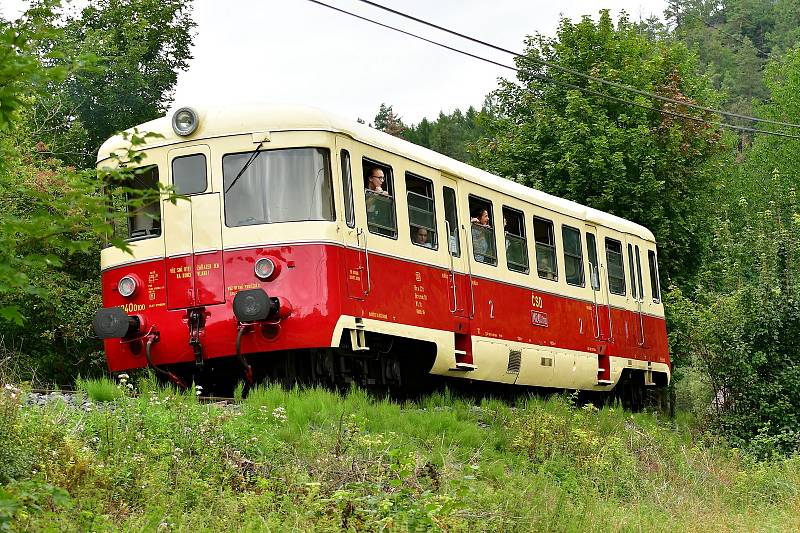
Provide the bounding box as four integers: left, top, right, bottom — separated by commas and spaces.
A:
93, 106, 345, 391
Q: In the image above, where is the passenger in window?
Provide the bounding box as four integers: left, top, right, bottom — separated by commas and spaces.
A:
471, 208, 491, 261
366, 168, 389, 196
412, 226, 432, 248
470, 208, 490, 227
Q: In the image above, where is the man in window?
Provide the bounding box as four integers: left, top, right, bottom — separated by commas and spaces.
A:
412, 226, 432, 248
366, 168, 388, 195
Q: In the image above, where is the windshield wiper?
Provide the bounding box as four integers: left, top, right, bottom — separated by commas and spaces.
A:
224, 140, 265, 194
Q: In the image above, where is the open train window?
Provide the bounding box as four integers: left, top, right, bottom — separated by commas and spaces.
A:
533, 217, 557, 281
363, 159, 397, 238
171, 153, 207, 195
406, 172, 437, 250
562, 225, 584, 286
469, 195, 497, 265
605, 238, 626, 295
648, 249, 661, 302
106, 165, 162, 245
443, 187, 460, 257
341, 150, 355, 228
503, 206, 528, 273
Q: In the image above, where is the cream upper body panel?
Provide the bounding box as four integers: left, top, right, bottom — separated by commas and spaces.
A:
98, 103, 655, 243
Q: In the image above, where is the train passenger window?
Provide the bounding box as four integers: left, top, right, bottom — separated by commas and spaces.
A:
586, 232, 600, 291
533, 217, 557, 281
223, 147, 334, 226
469, 196, 497, 265
107, 165, 162, 243
406, 173, 437, 250
443, 187, 460, 257
341, 150, 355, 228
648, 249, 661, 302
171, 153, 207, 195
636, 245, 644, 300
605, 238, 626, 295
627, 243, 638, 299
363, 160, 397, 238
503, 206, 528, 273
562, 225, 584, 286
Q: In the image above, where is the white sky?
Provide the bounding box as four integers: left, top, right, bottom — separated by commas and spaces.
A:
5, 0, 667, 125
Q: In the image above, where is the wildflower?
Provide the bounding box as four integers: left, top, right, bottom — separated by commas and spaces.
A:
118, 373, 129, 380
127, 383, 134, 390
272, 406, 288, 422
195, 385, 203, 396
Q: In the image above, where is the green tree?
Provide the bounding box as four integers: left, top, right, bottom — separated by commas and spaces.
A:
373, 103, 406, 137
28, 0, 195, 166
474, 11, 726, 289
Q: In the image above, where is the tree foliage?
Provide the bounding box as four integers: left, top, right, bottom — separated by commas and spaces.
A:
0, 1, 190, 383
473, 11, 726, 288
28, 0, 195, 166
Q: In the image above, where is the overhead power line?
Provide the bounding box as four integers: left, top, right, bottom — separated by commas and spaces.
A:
305, 0, 800, 140
352, 0, 800, 131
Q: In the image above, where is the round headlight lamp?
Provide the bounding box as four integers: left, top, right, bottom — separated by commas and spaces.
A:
254, 258, 276, 280
172, 107, 198, 136
118, 275, 138, 297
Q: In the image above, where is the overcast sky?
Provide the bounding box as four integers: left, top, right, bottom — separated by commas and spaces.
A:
5, 0, 668, 124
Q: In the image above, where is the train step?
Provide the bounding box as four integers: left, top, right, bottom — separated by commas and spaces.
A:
449, 362, 477, 372
597, 379, 613, 385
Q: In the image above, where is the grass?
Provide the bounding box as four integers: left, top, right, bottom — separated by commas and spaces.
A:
76, 375, 125, 402
1, 377, 799, 531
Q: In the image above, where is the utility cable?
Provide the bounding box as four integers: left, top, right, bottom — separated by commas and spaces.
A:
352, 0, 800, 131
305, 0, 800, 140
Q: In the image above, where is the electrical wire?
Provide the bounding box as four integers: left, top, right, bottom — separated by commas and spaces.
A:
304, 0, 800, 140
352, 0, 800, 131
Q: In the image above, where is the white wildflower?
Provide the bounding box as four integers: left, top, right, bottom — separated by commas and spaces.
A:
272, 406, 288, 422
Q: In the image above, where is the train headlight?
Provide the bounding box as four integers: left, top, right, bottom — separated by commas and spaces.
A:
254, 257, 276, 280
118, 276, 138, 297
172, 107, 198, 136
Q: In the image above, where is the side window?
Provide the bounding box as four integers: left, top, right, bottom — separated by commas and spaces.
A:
406, 173, 437, 250
113, 165, 162, 241
636, 245, 644, 299
443, 187, 460, 257
363, 160, 397, 238
605, 238, 626, 295
586, 232, 600, 291
503, 206, 528, 273
648, 249, 661, 302
172, 153, 207, 195
469, 196, 497, 265
533, 217, 557, 281
341, 150, 355, 228
562, 225, 584, 286
627, 243, 638, 299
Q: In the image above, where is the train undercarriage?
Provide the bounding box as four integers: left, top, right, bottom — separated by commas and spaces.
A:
148, 332, 668, 412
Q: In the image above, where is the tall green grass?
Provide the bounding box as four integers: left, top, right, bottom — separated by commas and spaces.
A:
1, 382, 799, 531
75, 376, 124, 402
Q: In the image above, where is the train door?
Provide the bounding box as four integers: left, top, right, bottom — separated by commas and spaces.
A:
441, 176, 470, 321
163, 145, 225, 309
584, 225, 609, 341
336, 138, 368, 300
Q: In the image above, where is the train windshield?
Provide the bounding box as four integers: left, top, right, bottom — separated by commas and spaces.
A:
223, 147, 334, 227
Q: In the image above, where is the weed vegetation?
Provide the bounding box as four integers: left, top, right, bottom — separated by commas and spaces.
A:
1, 379, 799, 532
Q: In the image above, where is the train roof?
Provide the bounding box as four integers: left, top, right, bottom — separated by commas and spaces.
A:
98, 103, 656, 241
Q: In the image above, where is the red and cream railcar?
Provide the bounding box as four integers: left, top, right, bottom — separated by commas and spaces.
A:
93, 104, 670, 396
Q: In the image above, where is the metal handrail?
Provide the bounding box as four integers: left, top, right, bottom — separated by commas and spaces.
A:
601, 264, 614, 341
463, 223, 476, 318
445, 220, 457, 313
358, 228, 371, 296
589, 263, 600, 339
